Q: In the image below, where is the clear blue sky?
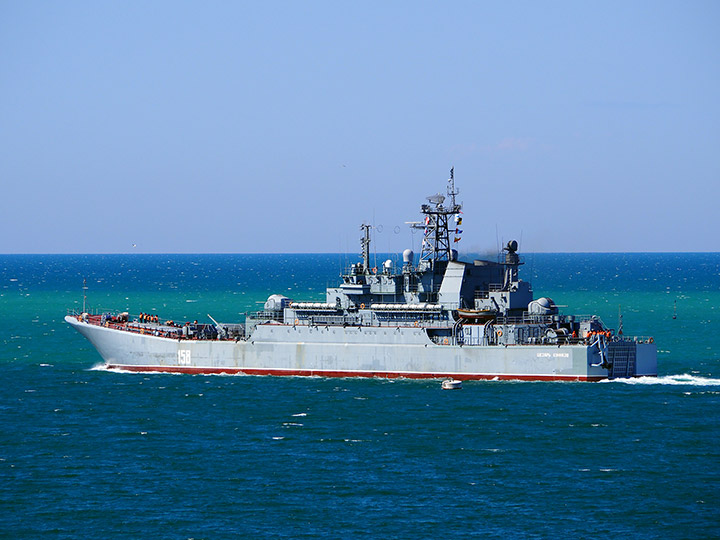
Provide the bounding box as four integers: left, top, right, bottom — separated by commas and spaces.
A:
1, 1, 718, 254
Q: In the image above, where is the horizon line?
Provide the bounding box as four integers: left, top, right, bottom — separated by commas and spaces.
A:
2, 251, 720, 256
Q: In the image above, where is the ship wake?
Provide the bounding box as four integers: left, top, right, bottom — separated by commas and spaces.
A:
600, 374, 720, 386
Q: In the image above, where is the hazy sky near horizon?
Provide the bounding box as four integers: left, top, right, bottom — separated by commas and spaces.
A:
1, 1, 718, 254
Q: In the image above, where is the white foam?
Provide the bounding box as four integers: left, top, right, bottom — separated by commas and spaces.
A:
88, 365, 257, 377
88, 364, 183, 376
196, 371, 250, 377
601, 374, 720, 386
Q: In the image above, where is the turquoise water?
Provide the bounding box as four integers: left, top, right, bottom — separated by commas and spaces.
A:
2, 253, 719, 538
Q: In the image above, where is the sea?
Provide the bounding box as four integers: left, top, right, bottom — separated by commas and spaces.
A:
1, 253, 719, 539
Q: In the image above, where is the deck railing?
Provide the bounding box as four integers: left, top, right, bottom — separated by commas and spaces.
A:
68, 310, 654, 345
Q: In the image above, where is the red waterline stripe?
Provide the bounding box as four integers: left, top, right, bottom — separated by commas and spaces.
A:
106, 364, 605, 382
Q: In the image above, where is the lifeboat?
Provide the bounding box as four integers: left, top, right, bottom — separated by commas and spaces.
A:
456, 308, 496, 322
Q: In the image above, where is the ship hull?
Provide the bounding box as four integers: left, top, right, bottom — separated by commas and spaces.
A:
66, 316, 657, 381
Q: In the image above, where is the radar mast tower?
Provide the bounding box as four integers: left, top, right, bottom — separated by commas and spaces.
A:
412, 168, 462, 268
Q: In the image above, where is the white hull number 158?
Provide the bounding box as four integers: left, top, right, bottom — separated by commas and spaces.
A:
178, 350, 191, 365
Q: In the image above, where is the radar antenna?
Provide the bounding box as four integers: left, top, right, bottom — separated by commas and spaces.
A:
448, 166, 459, 208
360, 223, 372, 274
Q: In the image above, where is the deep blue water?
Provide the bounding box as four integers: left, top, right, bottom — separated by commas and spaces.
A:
1, 253, 719, 539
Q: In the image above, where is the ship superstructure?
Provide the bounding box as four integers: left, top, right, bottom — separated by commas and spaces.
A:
66, 171, 657, 381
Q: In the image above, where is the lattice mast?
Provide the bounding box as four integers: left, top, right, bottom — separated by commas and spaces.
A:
413, 168, 462, 267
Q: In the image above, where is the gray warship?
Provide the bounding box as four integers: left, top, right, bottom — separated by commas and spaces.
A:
66, 171, 657, 381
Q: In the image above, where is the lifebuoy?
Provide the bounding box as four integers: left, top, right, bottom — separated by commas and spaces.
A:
294, 319, 299, 326
649, 337, 654, 343
360, 303, 365, 309
497, 329, 503, 337
443, 338, 449, 345
372, 267, 377, 274
414, 321, 419, 327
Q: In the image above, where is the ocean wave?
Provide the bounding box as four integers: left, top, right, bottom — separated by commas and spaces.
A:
601, 374, 720, 386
